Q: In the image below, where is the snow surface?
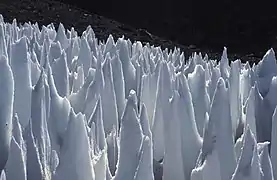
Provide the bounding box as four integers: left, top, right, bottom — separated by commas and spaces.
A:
0, 14, 277, 180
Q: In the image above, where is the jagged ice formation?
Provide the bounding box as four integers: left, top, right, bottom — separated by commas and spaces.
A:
0, 14, 276, 180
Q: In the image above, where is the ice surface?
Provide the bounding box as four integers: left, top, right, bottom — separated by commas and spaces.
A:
260, 142, 274, 180
114, 90, 143, 180
163, 91, 186, 180
271, 107, 277, 179
1, 15, 277, 180
188, 64, 209, 137
10, 36, 32, 128
231, 126, 263, 180
0, 55, 14, 172
53, 109, 95, 180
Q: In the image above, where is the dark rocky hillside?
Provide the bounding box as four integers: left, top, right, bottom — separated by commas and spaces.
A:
58, 0, 277, 56
0, 0, 277, 63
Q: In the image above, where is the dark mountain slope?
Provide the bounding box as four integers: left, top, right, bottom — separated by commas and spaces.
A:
57, 0, 277, 56
0, 0, 275, 63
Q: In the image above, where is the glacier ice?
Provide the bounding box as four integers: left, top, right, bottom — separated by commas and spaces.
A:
0, 14, 277, 180
0, 55, 14, 172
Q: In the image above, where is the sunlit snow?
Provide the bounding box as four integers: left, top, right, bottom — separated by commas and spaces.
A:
0, 14, 276, 180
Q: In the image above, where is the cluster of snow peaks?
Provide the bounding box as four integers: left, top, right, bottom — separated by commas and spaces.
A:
0, 14, 277, 180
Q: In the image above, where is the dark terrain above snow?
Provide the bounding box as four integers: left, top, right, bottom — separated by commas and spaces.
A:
57, 0, 277, 55
1, 0, 277, 63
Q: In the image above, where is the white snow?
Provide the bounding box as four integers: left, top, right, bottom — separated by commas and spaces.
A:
0, 14, 277, 180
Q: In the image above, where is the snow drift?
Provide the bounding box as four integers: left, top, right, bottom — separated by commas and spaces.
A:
0, 14, 276, 180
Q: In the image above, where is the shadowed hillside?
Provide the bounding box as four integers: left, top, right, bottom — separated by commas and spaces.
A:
0, 0, 276, 63
57, 0, 277, 55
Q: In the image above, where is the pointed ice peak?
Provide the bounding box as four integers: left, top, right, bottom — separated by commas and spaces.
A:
0, 171, 5, 180
220, 47, 230, 79
187, 64, 207, 136
162, 90, 186, 180
203, 53, 209, 61
10, 35, 32, 128
83, 61, 104, 119
78, 35, 92, 76
104, 34, 115, 55
161, 61, 173, 93
257, 48, 277, 78
193, 52, 203, 65
271, 75, 277, 85
241, 67, 252, 105
51, 49, 69, 97
177, 72, 201, 140
232, 125, 256, 180
84, 25, 93, 37
0, 23, 7, 58
221, 47, 228, 63
54, 108, 95, 180
209, 77, 236, 179
194, 64, 205, 75
101, 55, 119, 135
204, 62, 211, 81
43, 29, 51, 48
42, 50, 50, 73
114, 88, 143, 180
66, 37, 80, 66
87, 67, 96, 82
140, 104, 152, 138
11, 19, 18, 42
229, 59, 241, 135
245, 61, 251, 70
217, 77, 226, 88
89, 97, 106, 152
184, 56, 196, 76
264, 48, 276, 64
126, 89, 138, 115
55, 23, 68, 49
48, 68, 71, 153
111, 52, 126, 119
69, 66, 93, 114
40, 38, 50, 68
49, 41, 62, 63
0, 14, 3, 22
117, 39, 136, 97
177, 73, 189, 96
30, 62, 52, 177
134, 136, 154, 180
